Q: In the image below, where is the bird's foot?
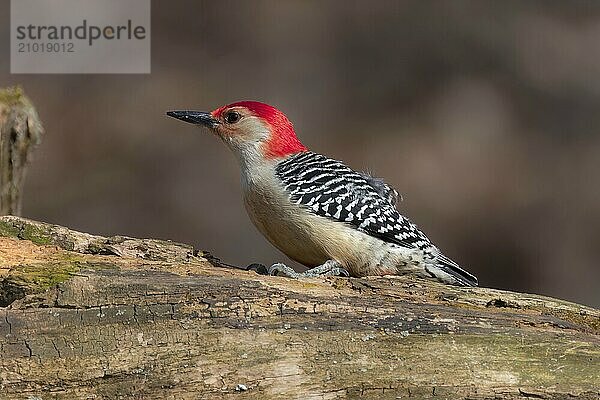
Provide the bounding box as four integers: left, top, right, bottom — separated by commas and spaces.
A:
246, 263, 269, 275
268, 260, 350, 278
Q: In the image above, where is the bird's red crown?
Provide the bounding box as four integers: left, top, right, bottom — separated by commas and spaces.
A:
213, 101, 307, 159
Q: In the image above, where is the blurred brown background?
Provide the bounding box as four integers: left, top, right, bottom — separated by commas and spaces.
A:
1, 0, 599, 307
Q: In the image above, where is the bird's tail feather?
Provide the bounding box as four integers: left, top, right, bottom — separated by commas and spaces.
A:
433, 254, 478, 287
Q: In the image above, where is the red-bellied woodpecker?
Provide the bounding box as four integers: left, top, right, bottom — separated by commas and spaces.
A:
167, 101, 478, 286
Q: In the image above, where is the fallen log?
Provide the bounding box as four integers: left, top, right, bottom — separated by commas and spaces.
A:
0, 216, 598, 399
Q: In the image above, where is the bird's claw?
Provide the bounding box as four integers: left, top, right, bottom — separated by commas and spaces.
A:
268, 263, 301, 278
325, 267, 351, 277
267, 260, 350, 278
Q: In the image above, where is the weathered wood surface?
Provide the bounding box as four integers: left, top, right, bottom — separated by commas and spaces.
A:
0, 216, 598, 399
0, 87, 44, 216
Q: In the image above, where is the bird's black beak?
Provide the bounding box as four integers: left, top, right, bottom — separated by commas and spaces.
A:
166, 110, 220, 128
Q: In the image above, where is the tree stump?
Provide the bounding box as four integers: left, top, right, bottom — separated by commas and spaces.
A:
0, 216, 598, 399
0, 87, 44, 216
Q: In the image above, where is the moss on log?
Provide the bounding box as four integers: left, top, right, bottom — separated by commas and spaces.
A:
0, 216, 598, 399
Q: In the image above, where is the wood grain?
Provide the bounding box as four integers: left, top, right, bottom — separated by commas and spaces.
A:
0, 216, 598, 399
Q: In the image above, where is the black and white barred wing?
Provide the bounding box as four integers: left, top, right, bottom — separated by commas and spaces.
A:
275, 152, 430, 249
275, 152, 478, 286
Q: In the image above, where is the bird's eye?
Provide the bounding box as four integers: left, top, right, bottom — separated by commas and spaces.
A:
225, 111, 241, 124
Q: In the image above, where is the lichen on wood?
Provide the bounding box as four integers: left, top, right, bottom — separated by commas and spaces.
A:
0, 216, 598, 399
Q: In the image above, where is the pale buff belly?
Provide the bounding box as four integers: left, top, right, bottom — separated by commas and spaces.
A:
243, 186, 416, 277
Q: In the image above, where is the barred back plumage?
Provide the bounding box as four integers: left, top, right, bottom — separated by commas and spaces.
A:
275, 151, 478, 286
